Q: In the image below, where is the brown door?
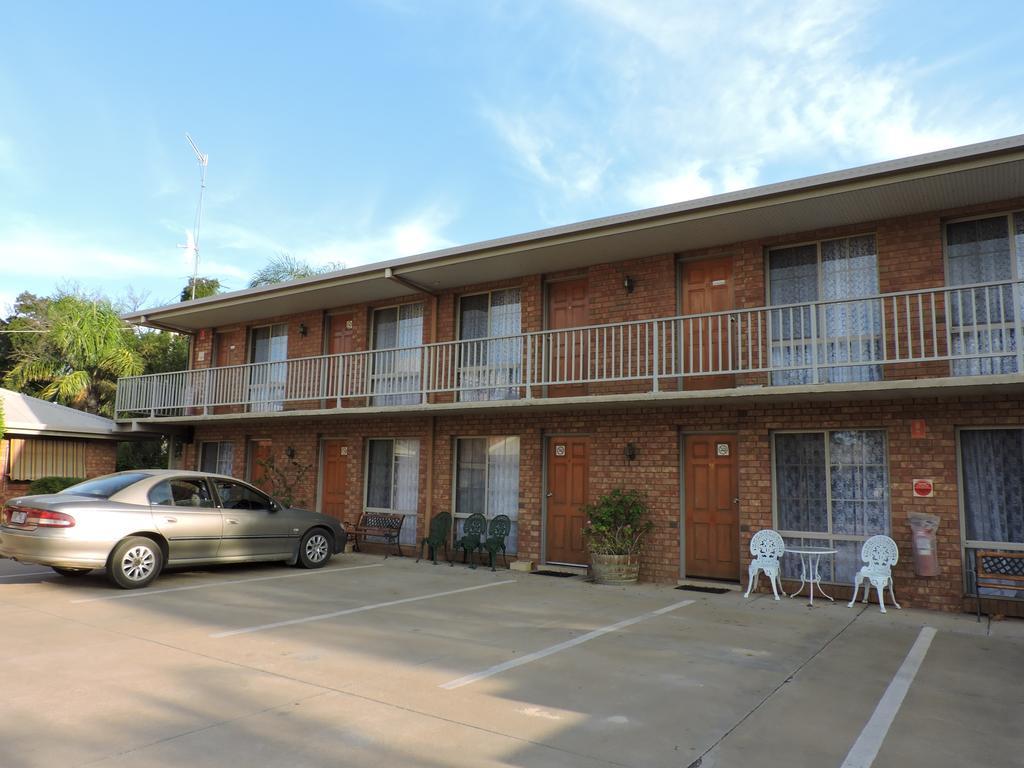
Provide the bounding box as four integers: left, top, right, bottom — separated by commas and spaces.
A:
320, 439, 349, 521
327, 313, 357, 403
545, 436, 589, 565
681, 257, 735, 390
684, 435, 739, 580
547, 279, 590, 397
248, 440, 273, 493
212, 332, 227, 367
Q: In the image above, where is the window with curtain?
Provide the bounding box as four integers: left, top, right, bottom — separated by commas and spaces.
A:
365, 438, 420, 544
200, 441, 235, 476
6, 438, 87, 481
249, 323, 288, 411
773, 430, 890, 584
768, 235, 881, 385
371, 303, 424, 405
458, 288, 522, 401
945, 212, 1024, 376
959, 429, 1024, 598
454, 436, 520, 552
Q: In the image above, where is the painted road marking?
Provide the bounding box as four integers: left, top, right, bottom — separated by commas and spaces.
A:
439, 598, 695, 690
840, 625, 937, 768
71, 563, 386, 604
212, 579, 516, 638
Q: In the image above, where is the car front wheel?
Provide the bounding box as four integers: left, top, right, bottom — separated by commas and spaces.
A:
298, 528, 332, 569
108, 536, 163, 589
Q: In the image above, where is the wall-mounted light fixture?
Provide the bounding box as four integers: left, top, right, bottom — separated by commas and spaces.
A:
297, 323, 308, 337
285, 446, 296, 460
624, 442, 638, 461
623, 276, 635, 293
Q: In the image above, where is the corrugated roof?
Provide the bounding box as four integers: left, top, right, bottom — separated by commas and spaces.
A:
1, 388, 121, 438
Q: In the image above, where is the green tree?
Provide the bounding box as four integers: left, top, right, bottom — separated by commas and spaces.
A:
180, 276, 222, 302
248, 253, 342, 288
3, 293, 143, 416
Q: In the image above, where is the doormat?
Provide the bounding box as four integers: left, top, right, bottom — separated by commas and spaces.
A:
532, 570, 578, 578
675, 584, 731, 594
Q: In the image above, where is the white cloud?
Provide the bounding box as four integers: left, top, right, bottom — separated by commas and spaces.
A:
485, 0, 1019, 210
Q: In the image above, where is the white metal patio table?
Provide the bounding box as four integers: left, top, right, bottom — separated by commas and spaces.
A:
785, 546, 837, 606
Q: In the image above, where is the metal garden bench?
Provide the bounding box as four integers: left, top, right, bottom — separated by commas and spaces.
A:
346, 511, 405, 558
974, 549, 1024, 621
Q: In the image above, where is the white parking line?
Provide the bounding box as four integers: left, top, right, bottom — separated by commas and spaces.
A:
212, 579, 515, 638
71, 563, 386, 604
840, 625, 937, 768
0, 570, 53, 580
439, 598, 695, 690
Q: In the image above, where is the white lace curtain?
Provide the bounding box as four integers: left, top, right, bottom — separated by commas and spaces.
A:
365, 438, 420, 545
455, 436, 520, 551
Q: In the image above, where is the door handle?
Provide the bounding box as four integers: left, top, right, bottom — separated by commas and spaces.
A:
733, 497, 739, 505
547, 492, 554, 497
226, 518, 240, 525
163, 516, 177, 523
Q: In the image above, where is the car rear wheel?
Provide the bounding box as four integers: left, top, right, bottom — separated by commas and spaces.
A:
52, 566, 91, 577
108, 536, 163, 589
298, 528, 332, 569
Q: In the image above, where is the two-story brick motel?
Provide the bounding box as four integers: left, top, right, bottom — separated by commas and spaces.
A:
118, 135, 1024, 615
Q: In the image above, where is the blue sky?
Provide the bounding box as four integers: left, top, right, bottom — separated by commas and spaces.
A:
1, 1, 1022, 313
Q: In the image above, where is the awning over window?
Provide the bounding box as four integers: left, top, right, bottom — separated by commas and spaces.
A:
6, 438, 87, 481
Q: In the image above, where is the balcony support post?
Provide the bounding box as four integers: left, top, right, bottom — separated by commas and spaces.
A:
652, 321, 660, 393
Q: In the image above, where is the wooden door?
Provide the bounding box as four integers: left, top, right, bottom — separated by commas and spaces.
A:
327, 313, 357, 403
212, 332, 227, 367
320, 439, 349, 521
681, 257, 735, 390
684, 435, 739, 580
545, 436, 589, 565
248, 440, 273, 492
547, 279, 590, 397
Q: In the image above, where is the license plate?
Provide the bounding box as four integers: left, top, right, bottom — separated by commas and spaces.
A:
11, 510, 27, 525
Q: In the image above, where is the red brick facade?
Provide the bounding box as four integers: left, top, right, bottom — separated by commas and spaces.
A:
165, 196, 1024, 615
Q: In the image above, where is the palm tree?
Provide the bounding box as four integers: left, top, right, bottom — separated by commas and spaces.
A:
3, 294, 143, 416
248, 253, 343, 288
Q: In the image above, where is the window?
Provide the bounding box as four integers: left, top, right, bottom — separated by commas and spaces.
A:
249, 323, 288, 411
64, 472, 150, 499
959, 428, 1024, 597
200, 441, 235, 476
211, 478, 274, 511
773, 430, 890, 584
365, 438, 420, 544
945, 212, 1024, 376
6, 438, 87, 481
458, 289, 522, 401
454, 436, 520, 551
149, 478, 216, 508
768, 235, 881, 384
371, 303, 424, 405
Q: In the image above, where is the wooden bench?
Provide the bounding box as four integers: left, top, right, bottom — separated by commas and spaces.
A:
974, 549, 1024, 621
346, 512, 406, 558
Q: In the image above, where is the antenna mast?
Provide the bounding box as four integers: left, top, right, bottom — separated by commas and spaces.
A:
184, 133, 209, 300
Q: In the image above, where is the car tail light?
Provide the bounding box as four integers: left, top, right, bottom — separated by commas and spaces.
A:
0, 506, 75, 529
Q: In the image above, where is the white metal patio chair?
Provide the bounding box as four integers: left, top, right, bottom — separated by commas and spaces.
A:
848, 535, 901, 613
744, 529, 786, 600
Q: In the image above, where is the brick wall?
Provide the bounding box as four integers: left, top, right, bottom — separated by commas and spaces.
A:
184, 393, 1024, 614
0, 437, 118, 505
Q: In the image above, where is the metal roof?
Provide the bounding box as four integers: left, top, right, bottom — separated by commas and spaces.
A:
125, 133, 1024, 333
1, 388, 122, 439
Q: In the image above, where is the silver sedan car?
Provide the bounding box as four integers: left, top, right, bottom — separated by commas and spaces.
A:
0, 470, 346, 588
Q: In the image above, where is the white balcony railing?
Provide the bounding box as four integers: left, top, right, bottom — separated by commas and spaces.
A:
115, 280, 1024, 418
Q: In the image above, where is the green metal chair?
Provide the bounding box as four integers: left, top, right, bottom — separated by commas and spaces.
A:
417, 511, 452, 565
482, 515, 512, 571
455, 513, 487, 568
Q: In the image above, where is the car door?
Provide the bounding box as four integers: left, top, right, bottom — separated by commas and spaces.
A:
150, 478, 224, 563
211, 478, 295, 558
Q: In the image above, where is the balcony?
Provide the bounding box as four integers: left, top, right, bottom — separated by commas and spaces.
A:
115, 280, 1024, 420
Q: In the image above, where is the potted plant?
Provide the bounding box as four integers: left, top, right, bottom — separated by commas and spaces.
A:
582, 489, 654, 585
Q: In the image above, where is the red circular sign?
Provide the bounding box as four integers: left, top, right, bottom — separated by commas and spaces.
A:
913, 479, 933, 497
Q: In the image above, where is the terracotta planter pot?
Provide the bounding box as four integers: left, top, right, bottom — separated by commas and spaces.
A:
589, 553, 640, 585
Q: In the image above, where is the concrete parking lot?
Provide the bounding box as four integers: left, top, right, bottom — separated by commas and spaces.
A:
1, 554, 1021, 768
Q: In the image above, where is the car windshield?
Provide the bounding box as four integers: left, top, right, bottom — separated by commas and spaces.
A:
60, 472, 151, 499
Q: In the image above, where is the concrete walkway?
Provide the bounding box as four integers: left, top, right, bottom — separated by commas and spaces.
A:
1, 555, 1021, 768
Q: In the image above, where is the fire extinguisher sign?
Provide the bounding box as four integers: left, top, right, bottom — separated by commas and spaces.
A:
913, 479, 934, 498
